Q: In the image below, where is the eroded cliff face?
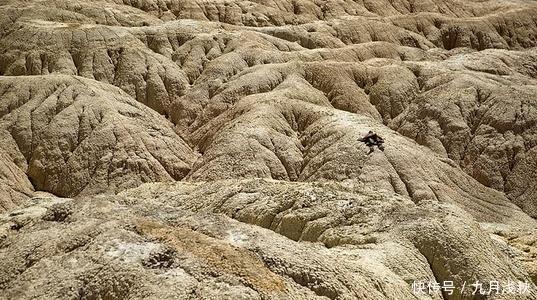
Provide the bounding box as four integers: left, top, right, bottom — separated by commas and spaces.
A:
1, 0, 537, 299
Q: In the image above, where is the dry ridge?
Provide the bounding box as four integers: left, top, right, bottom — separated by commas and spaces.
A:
1, 0, 537, 299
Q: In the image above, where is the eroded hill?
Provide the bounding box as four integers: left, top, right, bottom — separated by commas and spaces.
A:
1, 0, 537, 299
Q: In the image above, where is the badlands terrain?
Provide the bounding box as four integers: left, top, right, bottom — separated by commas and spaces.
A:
1, 0, 537, 299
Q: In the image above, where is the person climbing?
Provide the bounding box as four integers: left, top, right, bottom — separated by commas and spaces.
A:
359, 130, 385, 154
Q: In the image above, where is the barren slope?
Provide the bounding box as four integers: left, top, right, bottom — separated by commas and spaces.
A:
1, 0, 537, 299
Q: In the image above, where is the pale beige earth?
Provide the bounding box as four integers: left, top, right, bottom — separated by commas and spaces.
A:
1, 0, 537, 299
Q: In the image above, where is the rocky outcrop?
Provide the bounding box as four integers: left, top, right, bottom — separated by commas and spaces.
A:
1, 180, 536, 299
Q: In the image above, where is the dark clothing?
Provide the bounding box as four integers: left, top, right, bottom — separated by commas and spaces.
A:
361, 132, 383, 145
360, 132, 384, 154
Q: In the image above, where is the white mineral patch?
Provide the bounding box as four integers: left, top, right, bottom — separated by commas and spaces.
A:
105, 241, 161, 263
